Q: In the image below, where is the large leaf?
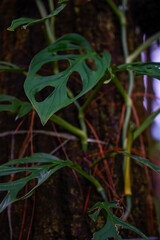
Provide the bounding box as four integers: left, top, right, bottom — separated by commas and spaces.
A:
116, 62, 160, 80
0, 153, 73, 213
0, 94, 32, 118
24, 33, 111, 124
89, 201, 149, 240
7, 4, 66, 31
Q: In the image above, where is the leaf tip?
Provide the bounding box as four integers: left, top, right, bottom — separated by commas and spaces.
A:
7, 27, 14, 31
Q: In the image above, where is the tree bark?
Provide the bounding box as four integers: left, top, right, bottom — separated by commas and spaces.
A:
0, 0, 159, 239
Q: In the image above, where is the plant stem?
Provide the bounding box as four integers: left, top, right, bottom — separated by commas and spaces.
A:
71, 163, 107, 201
133, 109, 160, 141
35, 0, 55, 44
127, 31, 160, 63
48, 0, 55, 29
120, 0, 133, 220
106, 0, 133, 219
105, 0, 126, 26
50, 114, 88, 152
112, 74, 131, 107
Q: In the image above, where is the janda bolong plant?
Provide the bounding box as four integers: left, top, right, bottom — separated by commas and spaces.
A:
0, 0, 160, 239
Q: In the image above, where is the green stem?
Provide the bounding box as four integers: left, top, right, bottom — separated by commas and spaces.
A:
50, 114, 88, 152
35, 0, 59, 75
112, 75, 131, 107
71, 163, 107, 201
123, 195, 131, 220
105, 0, 126, 25
107, 0, 133, 220
35, 0, 55, 44
127, 31, 160, 63
48, 0, 55, 29
133, 109, 160, 141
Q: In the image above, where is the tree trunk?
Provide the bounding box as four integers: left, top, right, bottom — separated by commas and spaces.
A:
0, 0, 159, 239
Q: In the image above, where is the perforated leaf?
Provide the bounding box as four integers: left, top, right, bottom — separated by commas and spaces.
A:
24, 33, 111, 124
0, 94, 32, 118
116, 62, 160, 80
89, 201, 149, 240
0, 153, 73, 213
7, 4, 66, 31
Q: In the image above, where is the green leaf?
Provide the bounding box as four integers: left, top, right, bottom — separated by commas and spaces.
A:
127, 62, 160, 80
0, 94, 32, 118
58, 0, 68, 2
119, 152, 160, 174
7, 4, 66, 31
24, 33, 111, 124
0, 153, 73, 213
0, 61, 25, 73
116, 62, 160, 80
89, 201, 149, 240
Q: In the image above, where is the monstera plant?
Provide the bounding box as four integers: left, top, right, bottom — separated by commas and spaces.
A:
0, 0, 160, 239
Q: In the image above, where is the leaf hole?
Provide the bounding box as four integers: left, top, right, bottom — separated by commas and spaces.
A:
37, 63, 53, 76
85, 58, 97, 71
66, 71, 82, 99
35, 86, 55, 102
58, 59, 70, 71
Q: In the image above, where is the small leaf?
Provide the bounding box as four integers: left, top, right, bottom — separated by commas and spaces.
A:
24, 33, 111, 124
0, 94, 32, 118
59, 0, 68, 2
119, 151, 160, 174
0, 153, 73, 213
8, 4, 66, 31
127, 62, 160, 80
89, 201, 149, 240
0, 61, 25, 73
116, 62, 160, 80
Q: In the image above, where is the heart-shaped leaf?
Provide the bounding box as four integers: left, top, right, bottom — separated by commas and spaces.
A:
89, 201, 149, 240
7, 4, 66, 31
24, 33, 111, 124
0, 153, 73, 213
0, 94, 32, 118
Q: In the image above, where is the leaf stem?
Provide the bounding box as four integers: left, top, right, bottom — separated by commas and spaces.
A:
50, 114, 88, 152
70, 163, 107, 201
48, 0, 55, 29
112, 74, 131, 107
35, 0, 55, 44
127, 31, 160, 63
105, 0, 126, 26
133, 109, 160, 141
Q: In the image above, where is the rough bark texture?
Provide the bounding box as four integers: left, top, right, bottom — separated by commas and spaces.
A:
0, 0, 159, 239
